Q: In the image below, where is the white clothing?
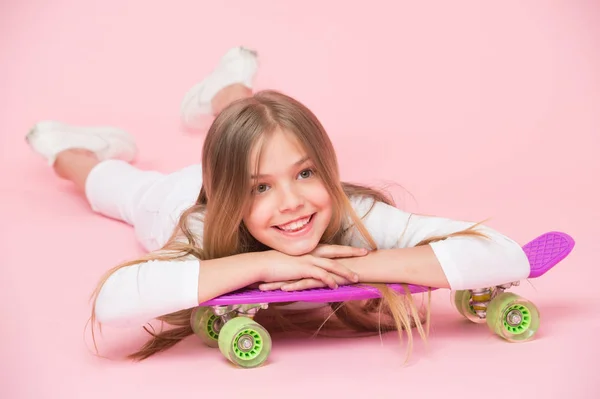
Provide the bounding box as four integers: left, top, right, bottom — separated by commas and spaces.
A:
88, 160, 530, 327
86, 160, 203, 252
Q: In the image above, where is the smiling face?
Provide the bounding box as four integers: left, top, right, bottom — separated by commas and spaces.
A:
242, 128, 333, 255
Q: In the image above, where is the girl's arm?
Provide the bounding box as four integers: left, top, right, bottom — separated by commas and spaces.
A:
94, 211, 264, 328
94, 254, 263, 328
342, 245, 450, 288
343, 196, 530, 290
94, 247, 360, 327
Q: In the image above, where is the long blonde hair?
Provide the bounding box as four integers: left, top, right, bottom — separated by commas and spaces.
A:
89, 90, 486, 361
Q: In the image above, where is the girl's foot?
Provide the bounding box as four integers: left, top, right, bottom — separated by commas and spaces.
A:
180, 46, 259, 128
26, 120, 138, 166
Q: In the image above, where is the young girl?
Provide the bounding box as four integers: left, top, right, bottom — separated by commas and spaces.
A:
26, 46, 530, 360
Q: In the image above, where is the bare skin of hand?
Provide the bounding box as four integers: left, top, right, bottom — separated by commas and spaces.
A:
258, 244, 368, 291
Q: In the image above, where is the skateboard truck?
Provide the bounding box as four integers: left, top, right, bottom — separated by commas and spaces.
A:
207, 303, 269, 335
212, 303, 269, 318
467, 281, 520, 319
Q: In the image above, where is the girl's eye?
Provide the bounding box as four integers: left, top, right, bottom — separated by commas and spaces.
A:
298, 169, 314, 179
253, 184, 269, 194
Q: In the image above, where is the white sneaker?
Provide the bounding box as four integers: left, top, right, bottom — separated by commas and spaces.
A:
26, 120, 138, 165
180, 46, 259, 128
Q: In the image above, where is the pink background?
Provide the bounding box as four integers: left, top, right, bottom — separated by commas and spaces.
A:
1, 0, 599, 397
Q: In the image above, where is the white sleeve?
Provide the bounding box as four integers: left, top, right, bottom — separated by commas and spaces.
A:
95, 214, 205, 328
346, 196, 530, 290
94, 258, 200, 328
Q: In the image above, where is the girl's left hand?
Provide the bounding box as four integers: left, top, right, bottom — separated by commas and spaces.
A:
258, 275, 353, 291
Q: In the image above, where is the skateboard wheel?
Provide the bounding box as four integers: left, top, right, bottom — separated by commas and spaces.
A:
452, 290, 486, 324
486, 292, 540, 342
218, 317, 272, 368
190, 307, 220, 348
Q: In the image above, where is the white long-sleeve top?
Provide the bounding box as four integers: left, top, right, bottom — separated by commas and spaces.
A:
94, 196, 530, 327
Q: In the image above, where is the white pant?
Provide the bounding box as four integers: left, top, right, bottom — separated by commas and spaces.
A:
85, 160, 203, 252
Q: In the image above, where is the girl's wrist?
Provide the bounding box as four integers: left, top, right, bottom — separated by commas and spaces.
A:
243, 251, 272, 283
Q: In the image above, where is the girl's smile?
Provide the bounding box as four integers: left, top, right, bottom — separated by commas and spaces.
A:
273, 212, 315, 235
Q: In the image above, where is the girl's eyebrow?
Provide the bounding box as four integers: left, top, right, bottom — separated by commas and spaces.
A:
251, 156, 310, 179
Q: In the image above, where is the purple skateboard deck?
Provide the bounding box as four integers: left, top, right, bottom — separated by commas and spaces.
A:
199, 231, 575, 307
524, 231, 574, 278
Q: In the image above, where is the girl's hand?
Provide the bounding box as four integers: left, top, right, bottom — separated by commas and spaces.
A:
255, 245, 364, 289
310, 244, 368, 259
257, 244, 368, 291
258, 276, 352, 292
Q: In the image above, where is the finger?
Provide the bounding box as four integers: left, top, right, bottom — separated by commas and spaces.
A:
258, 281, 290, 291
281, 278, 326, 291
311, 257, 359, 283
307, 267, 339, 289
314, 245, 368, 258
247, 283, 262, 289
312, 245, 368, 259
283, 274, 353, 291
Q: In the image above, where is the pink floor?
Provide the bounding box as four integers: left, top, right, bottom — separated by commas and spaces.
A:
2, 1, 599, 398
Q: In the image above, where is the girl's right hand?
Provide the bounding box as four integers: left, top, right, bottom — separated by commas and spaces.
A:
254, 245, 367, 289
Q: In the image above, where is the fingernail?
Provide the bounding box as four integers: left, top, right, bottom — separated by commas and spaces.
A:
353, 274, 359, 282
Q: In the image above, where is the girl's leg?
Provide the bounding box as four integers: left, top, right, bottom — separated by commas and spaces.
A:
35, 142, 187, 251
211, 83, 253, 115
52, 149, 166, 228
180, 46, 258, 128
27, 124, 171, 250
53, 149, 100, 193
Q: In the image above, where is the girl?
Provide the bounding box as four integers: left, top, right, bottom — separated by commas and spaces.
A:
26, 46, 530, 360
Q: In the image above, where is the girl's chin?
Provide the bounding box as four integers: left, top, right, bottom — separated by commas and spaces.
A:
271, 240, 320, 256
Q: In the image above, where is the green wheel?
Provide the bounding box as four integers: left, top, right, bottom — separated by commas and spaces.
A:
190, 307, 221, 348
452, 290, 486, 324
218, 317, 272, 368
486, 292, 540, 342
